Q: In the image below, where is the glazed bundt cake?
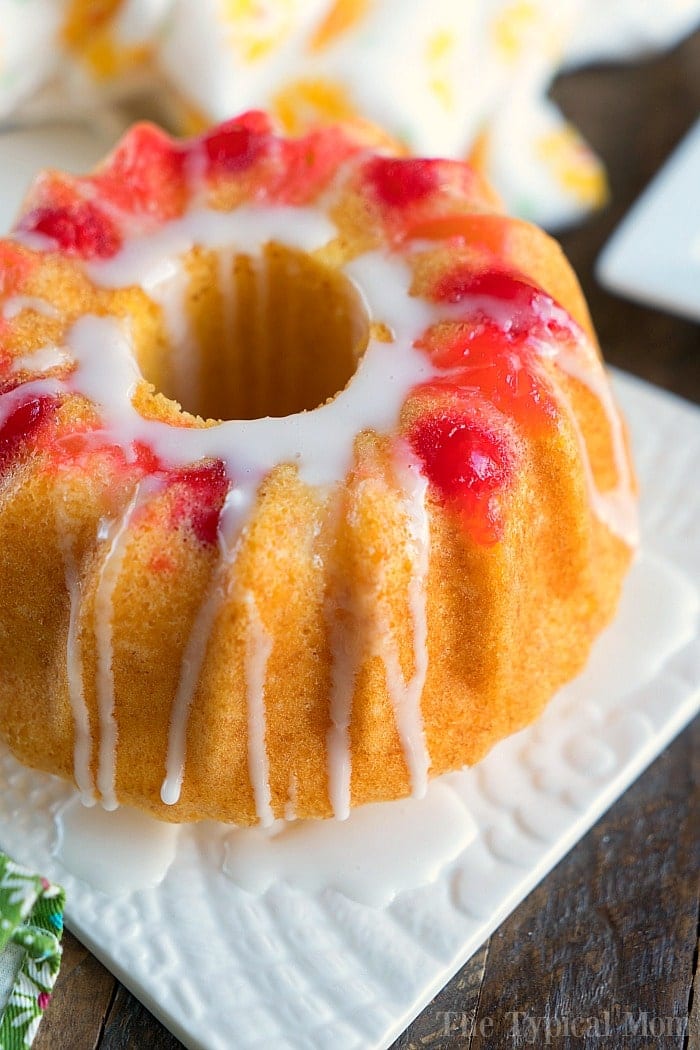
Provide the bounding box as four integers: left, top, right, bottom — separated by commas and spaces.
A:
0, 112, 637, 824
2, 0, 681, 227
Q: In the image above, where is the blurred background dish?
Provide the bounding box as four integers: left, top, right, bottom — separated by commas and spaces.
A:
1, 0, 699, 228
597, 117, 700, 323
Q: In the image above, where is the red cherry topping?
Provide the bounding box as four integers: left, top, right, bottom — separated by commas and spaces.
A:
420, 268, 572, 435
0, 395, 58, 471
93, 124, 187, 219
436, 267, 535, 310
409, 411, 515, 545
420, 323, 558, 433
365, 157, 439, 208
277, 127, 359, 204
433, 268, 568, 340
167, 461, 229, 545
21, 201, 121, 259
202, 111, 272, 176
131, 441, 163, 476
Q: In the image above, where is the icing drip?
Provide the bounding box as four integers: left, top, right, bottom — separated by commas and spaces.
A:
1, 296, 59, 320
222, 779, 477, 906
63, 304, 431, 496
158, 560, 222, 807
555, 344, 638, 547
162, 487, 274, 821
143, 257, 200, 412
242, 590, 274, 827
54, 796, 179, 895
54, 500, 95, 806
10, 346, 71, 374
344, 252, 437, 344
527, 292, 638, 546
326, 583, 359, 821
382, 450, 431, 798
93, 480, 154, 811
160, 492, 248, 806
326, 451, 431, 819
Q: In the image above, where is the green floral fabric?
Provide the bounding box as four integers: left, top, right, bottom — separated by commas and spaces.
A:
0, 853, 64, 1049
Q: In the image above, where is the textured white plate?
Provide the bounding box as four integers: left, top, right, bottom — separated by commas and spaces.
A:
0, 370, 699, 1050
597, 118, 700, 321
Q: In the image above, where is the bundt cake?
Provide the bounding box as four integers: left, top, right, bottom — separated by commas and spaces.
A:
0, 112, 637, 825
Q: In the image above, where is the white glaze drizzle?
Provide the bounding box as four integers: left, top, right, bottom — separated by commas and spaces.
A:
555, 344, 639, 547
326, 581, 360, 821
222, 779, 477, 907
54, 795, 179, 895
158, 231, 417, 819
158, 567, 222, 806
142, 257, 200, 411
64, 313, 432, 491
93, 480, 154, 811
3, 190, 637, 822
43, 553, 697, 902
10, 346, 71, 374
160, 492, 248, 806
242, 590, 274, 827
54, 500, 95, 806
325, 451, 431, 819
530, 294, 638, 547
87, 205, 336, 289
382, 450, 431, 798
1, 295, 59, 320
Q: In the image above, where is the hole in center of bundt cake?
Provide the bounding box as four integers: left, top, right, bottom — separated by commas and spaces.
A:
138, 243, 370, 421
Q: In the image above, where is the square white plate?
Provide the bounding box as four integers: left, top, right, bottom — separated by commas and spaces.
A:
0, 370, 699, 1050
597, 118, 700, 321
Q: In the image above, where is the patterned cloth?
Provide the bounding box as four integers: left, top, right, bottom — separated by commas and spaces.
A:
0, 854, 64, 1050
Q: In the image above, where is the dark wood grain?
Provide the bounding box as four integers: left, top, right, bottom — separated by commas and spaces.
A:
33, 930, 116, 1050
552, 31, 700, 401
36, 30, 700, 1050
393, 721, 700, 1050
99, 986, 184, 1050
467, 721, 700, 1050
393, 943, 490, 1049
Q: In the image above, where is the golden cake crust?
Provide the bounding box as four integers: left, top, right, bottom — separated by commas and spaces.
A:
0, 114, 636, 823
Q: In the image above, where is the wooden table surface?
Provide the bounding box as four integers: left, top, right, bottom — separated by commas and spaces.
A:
34, 32, 700, 1050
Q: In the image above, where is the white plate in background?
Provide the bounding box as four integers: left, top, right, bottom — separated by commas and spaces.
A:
597, 118, 700, 322
0, 371, 699, 1050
